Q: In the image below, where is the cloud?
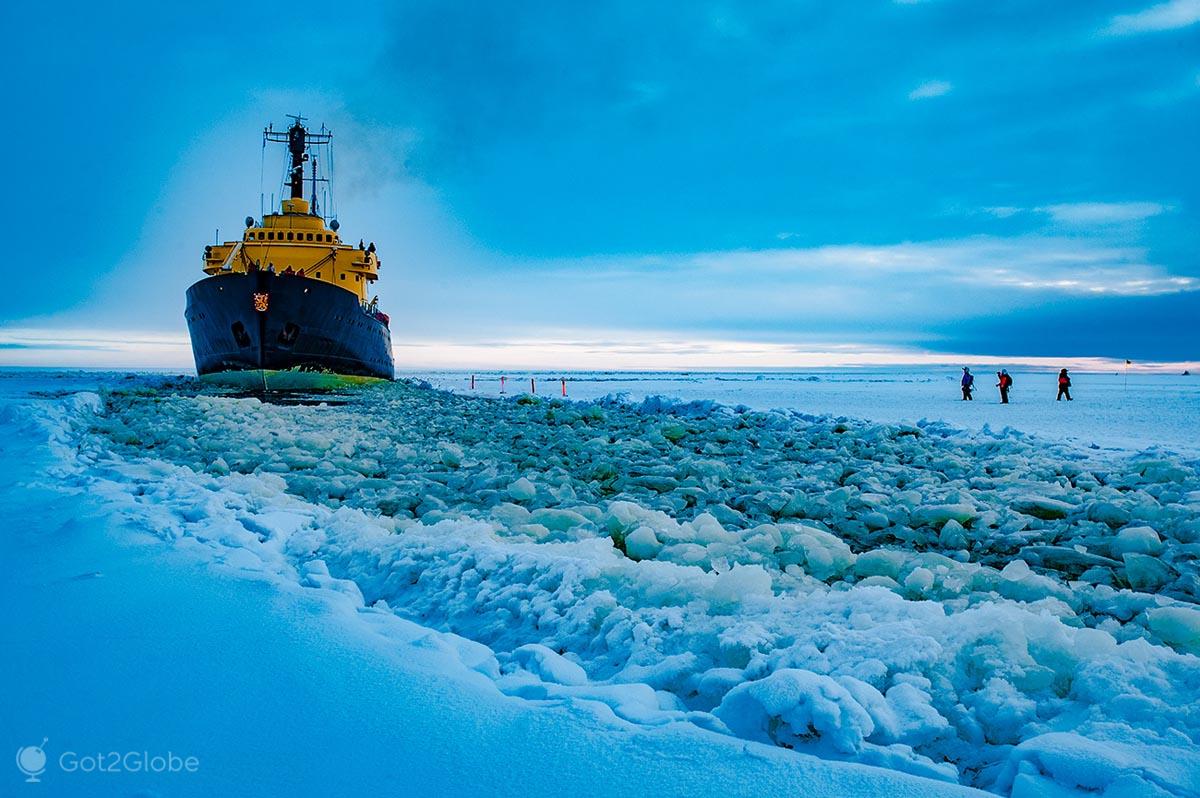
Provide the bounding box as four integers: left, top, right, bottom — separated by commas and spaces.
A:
982, 206, 1023, 219
1034, 201, 1169, 225
908, 80, 953, 100
544, 236, 1198, 299
0, 328, 191, 368
1106, 0, 1200, 35
388, 233, 1199, 355
982, 201, 1170, 226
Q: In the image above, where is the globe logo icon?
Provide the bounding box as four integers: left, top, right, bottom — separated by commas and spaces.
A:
15, 738, 49, 783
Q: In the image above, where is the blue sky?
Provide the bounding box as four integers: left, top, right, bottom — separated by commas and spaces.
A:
1, 0, 1197, 368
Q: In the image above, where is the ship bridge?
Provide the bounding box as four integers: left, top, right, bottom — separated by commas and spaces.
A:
200, 118, 383, 306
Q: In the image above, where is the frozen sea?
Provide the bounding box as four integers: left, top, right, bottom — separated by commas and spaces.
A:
2, 367, 1198, 797
420, 368, 1200, 455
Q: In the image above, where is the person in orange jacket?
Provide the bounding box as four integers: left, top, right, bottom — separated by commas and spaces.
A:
996, 369, 1013, 403
1057, 368, 1072, 401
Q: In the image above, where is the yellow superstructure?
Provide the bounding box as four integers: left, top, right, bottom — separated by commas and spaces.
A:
202, 198, 380, 303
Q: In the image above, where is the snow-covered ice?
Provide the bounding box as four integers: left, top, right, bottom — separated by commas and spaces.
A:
421, 369, 1200, 455
2, 368, 1198, 796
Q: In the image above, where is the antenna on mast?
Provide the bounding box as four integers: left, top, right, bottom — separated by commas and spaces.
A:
311, 156, 319, 216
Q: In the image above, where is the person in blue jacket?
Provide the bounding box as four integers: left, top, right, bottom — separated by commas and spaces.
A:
960, 367, 975, 401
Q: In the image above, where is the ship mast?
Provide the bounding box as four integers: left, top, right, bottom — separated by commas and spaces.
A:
286, 119, 305, 199
263, 115, 334, 214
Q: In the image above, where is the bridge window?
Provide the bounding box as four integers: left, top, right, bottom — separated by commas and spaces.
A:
340, 273, 346, 280
286, 232, 294, 241
325, 234, 333, 242
306, 233, 314, 241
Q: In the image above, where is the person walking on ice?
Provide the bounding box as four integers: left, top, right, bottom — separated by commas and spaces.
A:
1057, 368, 1072, 401
996, 369, 1013, 403
960, 367, 975, 400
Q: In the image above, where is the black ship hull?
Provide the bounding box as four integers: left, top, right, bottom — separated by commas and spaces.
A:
185, 272, 394, 390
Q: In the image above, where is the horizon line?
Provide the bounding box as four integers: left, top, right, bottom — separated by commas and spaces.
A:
0, 326, 1194, 373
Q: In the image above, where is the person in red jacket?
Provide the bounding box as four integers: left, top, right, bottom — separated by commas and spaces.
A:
1057, 368, 1072, 401
996, 369, 1013, 403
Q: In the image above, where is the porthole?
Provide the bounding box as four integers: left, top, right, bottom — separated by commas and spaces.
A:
340, 273, 346, 280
